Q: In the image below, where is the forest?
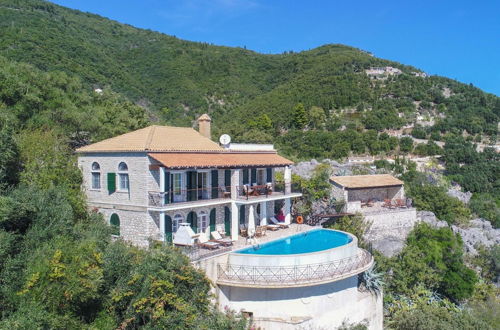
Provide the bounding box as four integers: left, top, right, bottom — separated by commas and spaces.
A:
0, 0, 498, 328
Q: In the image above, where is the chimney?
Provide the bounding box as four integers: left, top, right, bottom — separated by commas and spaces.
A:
197, 113, 212, 139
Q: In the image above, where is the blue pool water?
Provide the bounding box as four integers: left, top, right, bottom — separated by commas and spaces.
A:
236, 229, 352, 255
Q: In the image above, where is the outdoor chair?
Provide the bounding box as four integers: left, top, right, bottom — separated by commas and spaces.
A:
396, 199, 407, 208
270, 216, 289, 229
239, 225, 248, 237
211, 231, 233, 246
220, 186, 231, 198
266, 224, 279, 231
266, 182, 273, 194
255, 226, 264, 237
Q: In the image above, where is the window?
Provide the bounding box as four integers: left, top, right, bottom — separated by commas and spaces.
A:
91, 162, 101, 189
257, 168, 266, 185
118, 162, 129, 191
199, 210, 208, 233
173, 173, 182, 195
110, 213, 120, 236
197, 171, 209, 199
173, 214, 183, 233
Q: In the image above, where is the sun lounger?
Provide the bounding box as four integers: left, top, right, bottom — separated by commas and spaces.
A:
211, 231, 233, 246
270, 216, 289, 229
266, 224, 279, 231
197, 241, 220, 250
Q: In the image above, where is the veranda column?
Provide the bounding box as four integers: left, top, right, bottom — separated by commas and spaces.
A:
284, 198, 291, 225
159, 211, 165, 242
260, 201, 267, 226
230, 169, 241, 240
230, 169, 241, 199
231, 201, 239, 241
284, 165, 292, 195
159, 167, 165, 206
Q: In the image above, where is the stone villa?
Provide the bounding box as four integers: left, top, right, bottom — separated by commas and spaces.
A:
76, 115, 302, 247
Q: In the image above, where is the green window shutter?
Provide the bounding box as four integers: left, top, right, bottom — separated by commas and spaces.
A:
110, 213, 120, 236
211, 170, 218, 199
107, 173, 116, 194
242, 169, 249, 185
165, 215, 173, 243
164, 171, 170, 204
224, 207, 231, 235
266, 168, 273, 183
224, 170, 231, 188
251, 168, 257, 184
188, 212, 197, 233
210, 208, 216, 232
239, 205, 245, 225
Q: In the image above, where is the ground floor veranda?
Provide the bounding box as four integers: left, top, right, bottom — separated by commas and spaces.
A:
156, 195, 301, 245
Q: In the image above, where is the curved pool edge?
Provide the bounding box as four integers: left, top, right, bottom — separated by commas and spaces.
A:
217, 248, 374, 288
228, 229, 359, 268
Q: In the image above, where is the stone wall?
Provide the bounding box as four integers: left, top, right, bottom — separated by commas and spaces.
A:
347, 186, 403, 202
363, 208, 417, 257
97, 207, 154, 248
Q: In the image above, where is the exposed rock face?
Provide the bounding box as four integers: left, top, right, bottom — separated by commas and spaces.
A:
451, 219, 500, 255
447, 188, 472, 204
291, 159, 376, 179
364, 209, 418, 257
417, 211, 447, 228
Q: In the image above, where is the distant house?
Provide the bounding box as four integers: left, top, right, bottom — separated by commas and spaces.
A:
347, 156, 374, 164
365, 66, 402, 77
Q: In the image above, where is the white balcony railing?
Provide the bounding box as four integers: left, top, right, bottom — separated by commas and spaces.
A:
217, 249, 373, 288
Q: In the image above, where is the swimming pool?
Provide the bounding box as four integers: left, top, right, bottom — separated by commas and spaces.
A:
236, 229, 352, 255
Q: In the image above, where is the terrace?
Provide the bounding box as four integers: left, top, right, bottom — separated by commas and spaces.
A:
179, 223, 312, 261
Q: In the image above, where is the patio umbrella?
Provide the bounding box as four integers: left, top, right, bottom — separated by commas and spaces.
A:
247, 205, 256, 241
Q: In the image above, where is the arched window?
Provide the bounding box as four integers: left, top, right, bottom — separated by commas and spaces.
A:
91, 162, 101, 189
199, 210, 208, 233
110, 213, 120, 236
173, 214, 184, 233
117, 162, 129, 191
118, 162, 128, 171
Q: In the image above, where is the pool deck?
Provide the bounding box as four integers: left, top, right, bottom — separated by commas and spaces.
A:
184, 223, 315, 261
232, 223, 315, 251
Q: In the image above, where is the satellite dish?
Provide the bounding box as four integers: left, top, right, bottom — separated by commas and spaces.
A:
219, 134, 231, 146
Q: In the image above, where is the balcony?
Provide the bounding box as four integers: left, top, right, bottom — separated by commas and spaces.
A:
148, 187, 230, 208
148, 182, 301, 208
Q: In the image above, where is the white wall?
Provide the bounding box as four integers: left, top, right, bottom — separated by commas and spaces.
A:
218, 277, 382, 330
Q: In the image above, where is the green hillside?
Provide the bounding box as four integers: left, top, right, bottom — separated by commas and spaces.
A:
1, 0, 498, 159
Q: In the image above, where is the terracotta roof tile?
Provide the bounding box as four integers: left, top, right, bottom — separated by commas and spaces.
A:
76, 125, 223, 153
148, 152, 293, 169
330, 174, 403, 188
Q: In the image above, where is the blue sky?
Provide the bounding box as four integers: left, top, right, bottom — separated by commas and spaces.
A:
52, 0, 500, 96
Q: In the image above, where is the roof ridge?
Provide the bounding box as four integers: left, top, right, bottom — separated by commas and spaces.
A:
144, 126, 156, 150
